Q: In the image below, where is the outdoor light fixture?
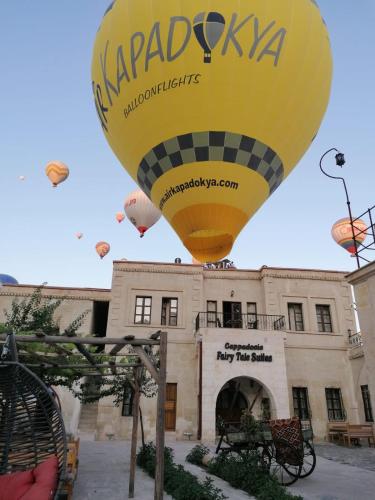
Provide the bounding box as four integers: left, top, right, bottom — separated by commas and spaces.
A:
319, 147, 360, 268
335, 152, 345, 166
230, 290, 235, 297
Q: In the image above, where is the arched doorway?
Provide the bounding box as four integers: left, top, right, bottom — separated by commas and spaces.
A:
216, 377, 272, 429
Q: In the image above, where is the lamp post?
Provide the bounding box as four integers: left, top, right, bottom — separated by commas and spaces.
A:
319, 148, 360, 268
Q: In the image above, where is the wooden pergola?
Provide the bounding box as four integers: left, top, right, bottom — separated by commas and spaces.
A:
0, 330, 168, 500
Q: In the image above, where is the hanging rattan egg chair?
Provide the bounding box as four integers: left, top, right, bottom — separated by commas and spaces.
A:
0, 361, 67, 498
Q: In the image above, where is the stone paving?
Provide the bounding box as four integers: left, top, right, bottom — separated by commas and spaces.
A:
314, 442, 375, 472
73, 439, 375, 500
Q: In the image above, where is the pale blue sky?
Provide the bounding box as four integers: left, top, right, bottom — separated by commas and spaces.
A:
0, 1, 374, 288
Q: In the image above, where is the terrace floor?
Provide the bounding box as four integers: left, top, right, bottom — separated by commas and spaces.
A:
73, 439, 375, 500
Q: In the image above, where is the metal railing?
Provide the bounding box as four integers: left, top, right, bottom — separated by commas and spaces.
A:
195, 312, 285, 332
348, 331, 363, 347
350, 205, 375, 268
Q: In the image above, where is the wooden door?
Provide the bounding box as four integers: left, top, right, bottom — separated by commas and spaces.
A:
165, 383, 177, 431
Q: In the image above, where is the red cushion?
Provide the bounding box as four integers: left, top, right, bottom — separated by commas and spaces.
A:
0, 470, 34, 500
20, 456, 59, 500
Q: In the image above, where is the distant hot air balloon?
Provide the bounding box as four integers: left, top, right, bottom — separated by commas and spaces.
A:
116, 212, 125, 223
92, 0, 332, 262
18, 175, 25, 181
95, 241, 110, 259
193, 12, 226, 63
331, 218, 367, 254
75, 232, 83, 239
45, 161, 69, 187
0, 274, 18, 285
124, 190, 161, 238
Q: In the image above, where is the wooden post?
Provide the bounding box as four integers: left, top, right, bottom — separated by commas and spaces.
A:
128, 367, 141, 498
154, 331, 167, 500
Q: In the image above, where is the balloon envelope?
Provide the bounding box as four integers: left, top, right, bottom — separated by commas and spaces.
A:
0, 274, 18, 285
95, 241, 110, 259
116, 212, 125, 223
124, 189, 161, 237
92, 0, 332, 261
331, 218, 367, 254
45, 161, 69, 187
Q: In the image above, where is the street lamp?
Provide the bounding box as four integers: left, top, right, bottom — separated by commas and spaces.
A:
319, 148, 360, 268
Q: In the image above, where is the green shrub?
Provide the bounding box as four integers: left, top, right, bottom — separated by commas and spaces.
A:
186, 444, 210, 465
207, 452, 303, 500
137, 442, 227, 500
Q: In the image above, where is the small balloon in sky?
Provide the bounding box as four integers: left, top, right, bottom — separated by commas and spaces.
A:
75, 232, 83, 239
18, 175, 26, 181
116, 212, 125, 223
95, 241, 110, 259
45, 161, 69, 187
124, 189, 161, 238
331, 217, 367, 254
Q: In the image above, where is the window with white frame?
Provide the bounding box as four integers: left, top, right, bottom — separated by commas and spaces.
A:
207, 301, 218, 327
134, 296, 152, 324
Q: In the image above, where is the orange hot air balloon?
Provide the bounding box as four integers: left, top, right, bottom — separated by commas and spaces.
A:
45, 161, 69, 187
331, 217, 367, 254
75, 232, 83, 239
95, 241, 110, 259
116, 212, 125, 223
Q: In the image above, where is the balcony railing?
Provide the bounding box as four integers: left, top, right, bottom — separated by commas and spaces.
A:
349, 331, 363, 347
195, 312, 285, 332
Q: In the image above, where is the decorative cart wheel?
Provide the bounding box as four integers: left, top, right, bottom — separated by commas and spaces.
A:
263, 440, 302, 486
300, 441, 316, 478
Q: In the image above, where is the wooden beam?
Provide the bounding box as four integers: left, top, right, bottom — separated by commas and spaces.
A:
129, 367, 141, 499
154, 331, 167, 500
22, 363, 141, 369
109, 338, 129, 356
133, 346, 159, 384
0, 334, 159, 346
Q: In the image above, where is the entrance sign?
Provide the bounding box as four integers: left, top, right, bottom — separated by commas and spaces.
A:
217, 343, 272, 363
92, 0, 332, 262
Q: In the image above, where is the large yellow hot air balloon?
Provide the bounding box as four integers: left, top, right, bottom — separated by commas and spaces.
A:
45, 161, 69, 187
92, 0, 332, 262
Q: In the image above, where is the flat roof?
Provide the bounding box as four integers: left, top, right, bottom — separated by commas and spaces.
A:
113, 260, 349, 275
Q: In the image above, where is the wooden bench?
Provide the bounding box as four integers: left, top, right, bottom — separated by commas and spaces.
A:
327, 422, 347, 443
343, 424, 375, 447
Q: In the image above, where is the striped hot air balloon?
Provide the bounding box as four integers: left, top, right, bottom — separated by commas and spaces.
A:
45, 161, 69, 187
124, 190, 161, 238
331, 217, 367, 254
95, 241, 110, 259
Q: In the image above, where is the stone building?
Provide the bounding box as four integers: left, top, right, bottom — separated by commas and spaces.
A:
0, 260, 372, 442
